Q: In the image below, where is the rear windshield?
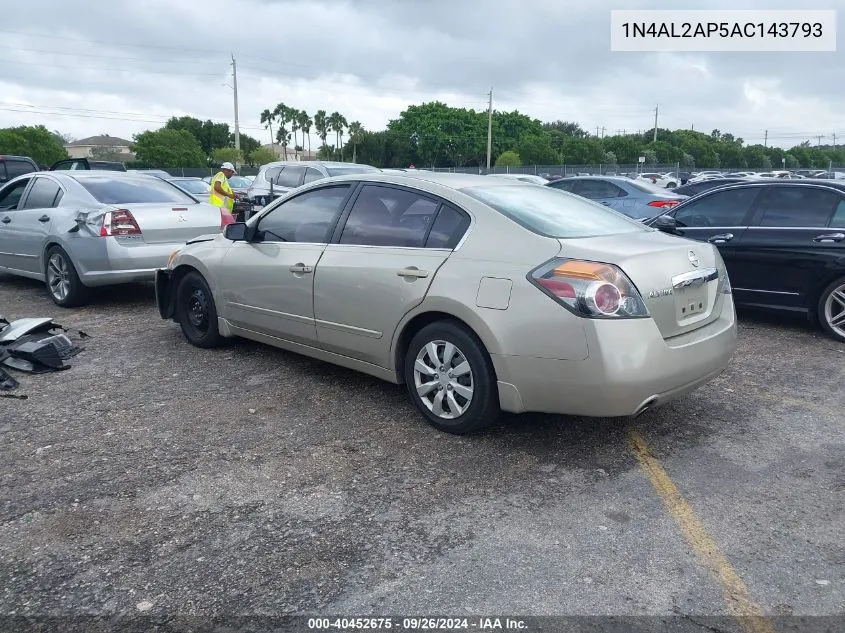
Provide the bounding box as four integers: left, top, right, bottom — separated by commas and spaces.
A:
461, 185, 647, 238
77, 176, 198, 204
325, 165, 379, 177
228, 176, 252, 188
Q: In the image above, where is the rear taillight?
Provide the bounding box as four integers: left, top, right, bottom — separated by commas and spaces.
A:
529, 258, 649, 319
219, 207, 235, 229
100, 209, 141, 236
648, 200, 680, 208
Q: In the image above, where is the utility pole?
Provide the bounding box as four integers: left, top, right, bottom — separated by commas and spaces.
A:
833, 132, 837, 153
231, 54, 240, 157
486, 87, 493, 171
653, 105, 658, 143
601, 126, 606, 139
596, 126, 600, 138
817, 134, 824, 147
764, 130, 767, 148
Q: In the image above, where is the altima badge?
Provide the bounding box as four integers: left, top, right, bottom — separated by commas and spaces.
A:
648, 288, 673, 299
688, 250, 699, 267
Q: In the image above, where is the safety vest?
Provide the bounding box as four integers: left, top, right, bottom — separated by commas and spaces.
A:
209, 171, 234, 211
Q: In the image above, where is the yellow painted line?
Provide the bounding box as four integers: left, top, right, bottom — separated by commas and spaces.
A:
628, 430, 774, 633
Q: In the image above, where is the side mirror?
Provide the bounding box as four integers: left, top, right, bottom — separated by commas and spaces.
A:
224, 222, 252, 241
652, 214, 679, 234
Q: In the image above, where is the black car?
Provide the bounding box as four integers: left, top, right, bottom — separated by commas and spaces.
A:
0, 155, 39, 183
673, 178, 750, 198
50, 158, 127, 172
649, 180, 845, 341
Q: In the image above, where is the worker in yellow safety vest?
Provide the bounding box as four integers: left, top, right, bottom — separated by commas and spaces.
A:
209, 162, 238, 213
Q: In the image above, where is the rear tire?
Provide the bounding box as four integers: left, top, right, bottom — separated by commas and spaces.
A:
44, 246, 88, 308
818, 276, 845, 343
175, 271, 222, 348
404, 321, 500, 434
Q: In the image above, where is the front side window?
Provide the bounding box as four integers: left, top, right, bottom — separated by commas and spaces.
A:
756, 187, 840, 228
0, 178, 32, 211
461, 185, 645, 239
339, 185, 440, 247
672, 187, 760, 228
21, 178, 62, 209
75, 176, 197, 204
256, 185, 351, 243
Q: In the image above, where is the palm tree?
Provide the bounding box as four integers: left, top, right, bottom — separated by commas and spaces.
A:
314, 110, 329, 155
297, 110, 312, 158
290, 115, 300, 158
337, 114, 348, 160
272, 103, 290, 158
348, 121, 363, 163
260, 109, 275, 148
276, 126, 291, 159
329, 112, 344, 160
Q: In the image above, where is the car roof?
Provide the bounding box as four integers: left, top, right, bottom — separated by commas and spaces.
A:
683, 179, 845, 195
61, 170, 169, 180
344, 171, 528, 190
556, 175, 635, 184
260, 160, 379, 169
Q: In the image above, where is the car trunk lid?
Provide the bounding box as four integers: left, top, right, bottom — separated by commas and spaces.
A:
558, 230, 727, 339
110, 202, 221, 244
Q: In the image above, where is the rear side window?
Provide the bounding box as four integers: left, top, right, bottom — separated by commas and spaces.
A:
303, 167, 323, 184
426, 204, 470, 249
576, 179, 626, 199
276, 165, 305, 188
75, 176, 197, 204
264, 166, 283, 183
21, 178, 62, 209
461, 185, 646, 239
756, 187, 840, 228
339, 185, 439, 247
673, 187, 759, 228
547, 179, 577, 192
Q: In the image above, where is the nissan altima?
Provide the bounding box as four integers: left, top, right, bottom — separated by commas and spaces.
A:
156, 172, 737, 434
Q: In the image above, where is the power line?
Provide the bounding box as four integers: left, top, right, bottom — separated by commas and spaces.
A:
3, 58, 224, 77
6, 46, 227, 66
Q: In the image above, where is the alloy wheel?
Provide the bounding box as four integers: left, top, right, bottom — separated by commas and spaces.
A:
413, 340, 474, 419
824, 282, 845, 339
46, 253, 70, 301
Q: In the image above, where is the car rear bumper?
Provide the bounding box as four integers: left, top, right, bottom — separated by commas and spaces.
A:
491, 296, 738, 417
75, 239, 183, 287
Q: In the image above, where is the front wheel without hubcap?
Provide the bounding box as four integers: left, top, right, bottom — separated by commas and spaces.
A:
175, 271, 222, 348
404, 321, 499, 434
44, 246, 88, 307
819, 277, 845, 343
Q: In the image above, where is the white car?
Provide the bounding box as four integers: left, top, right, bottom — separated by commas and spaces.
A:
637, 173, 678, 188
488, 173, 549, 185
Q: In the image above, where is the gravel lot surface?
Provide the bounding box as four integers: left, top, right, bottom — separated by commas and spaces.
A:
1, 274, 842, 632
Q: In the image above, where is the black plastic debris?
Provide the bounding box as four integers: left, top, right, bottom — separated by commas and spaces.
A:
0, 367, 18, 391
0, 316, 87, 377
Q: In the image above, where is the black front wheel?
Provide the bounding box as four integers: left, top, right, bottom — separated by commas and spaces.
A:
175, 271, 222, 348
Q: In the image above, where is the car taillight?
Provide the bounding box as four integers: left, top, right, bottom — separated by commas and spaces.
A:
529, 258, 649, 319
100, 209, 141, 236
220, 207, 235, 228
648, 200, 680, 208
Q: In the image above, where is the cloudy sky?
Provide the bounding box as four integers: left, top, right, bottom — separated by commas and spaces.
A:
1, 0, 842, 148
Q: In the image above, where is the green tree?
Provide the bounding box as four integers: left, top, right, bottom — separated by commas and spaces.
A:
260, 109, 275, 147
272, 103, 292, 158
314, 110, 329, 154
165, 116, 230, 158
131, 129, 206, 167
0, 125, 68, 165
602, 135, 643, 164
495, 150, 522, 167
211, 147, 243, 165
542, 120, 589, 138
297, 110, 312, 157
516, 134, 558, 165
329, 112, 347, 159
743, 145, 768, 168
235, 133, 261, 162
560, 137, 605, 164
347, 121, 364, 163
604, 151, 617, 164
248, 146, 276, 166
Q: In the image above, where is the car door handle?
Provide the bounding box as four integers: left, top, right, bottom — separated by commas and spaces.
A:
813, 232, 845, 243
1, 217, 9, 224
600, 202, 611, 206
396, 267, 429, 278
708, 233, 734, 243
38, 215, 50, 223
289, 264, 313, 274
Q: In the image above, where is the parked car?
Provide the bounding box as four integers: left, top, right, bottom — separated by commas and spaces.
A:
638, 173, 678, 188
0, 171, 235, 307
673, 178, 751, 198
246, 161, 380, 206
0, 155, 39, 183
167, 177, 211, 196
546, 176, 688, 219
156, 172, 737, 434
488, 173, 549, 185
648, 180, 845, 341
50, 158, 127, 172
128, 169, 171, 179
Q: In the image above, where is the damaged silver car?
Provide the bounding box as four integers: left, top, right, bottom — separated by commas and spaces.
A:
0, 171, 234, 306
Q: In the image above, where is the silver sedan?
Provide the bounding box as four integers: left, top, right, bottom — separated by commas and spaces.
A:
0, 171, 233, 306
156, 172, 737, 434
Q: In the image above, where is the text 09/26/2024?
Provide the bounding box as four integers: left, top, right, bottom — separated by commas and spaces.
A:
610, 9, 837, 52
